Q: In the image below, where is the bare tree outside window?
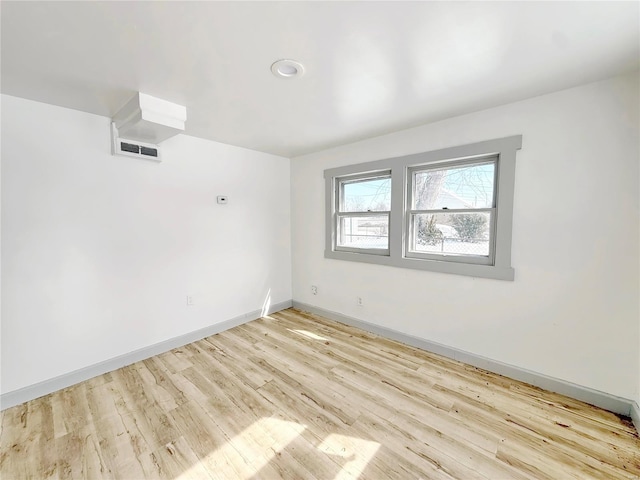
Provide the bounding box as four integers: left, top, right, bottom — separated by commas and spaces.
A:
411, 161, 495, 256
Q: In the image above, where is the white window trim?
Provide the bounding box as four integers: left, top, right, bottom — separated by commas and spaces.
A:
324, 135, 522, 281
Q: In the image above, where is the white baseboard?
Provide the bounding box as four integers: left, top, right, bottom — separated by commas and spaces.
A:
631, 401, 640, 433
0, 300, 292, 411
292, 301, 636, 419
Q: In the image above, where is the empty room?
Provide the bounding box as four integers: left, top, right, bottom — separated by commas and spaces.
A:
1, 1, 639, 479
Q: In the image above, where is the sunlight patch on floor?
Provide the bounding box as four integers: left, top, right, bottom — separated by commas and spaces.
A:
287, 329, 329, 341
175, 416, 380, 479
175, 417, 304, 479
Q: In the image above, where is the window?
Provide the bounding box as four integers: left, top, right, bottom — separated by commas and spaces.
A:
324, 136, 522, 280
335, 172, 391, 255
406, 159, 496, 264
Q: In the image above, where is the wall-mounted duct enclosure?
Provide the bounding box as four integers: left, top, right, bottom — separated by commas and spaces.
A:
111, 93, 187, 161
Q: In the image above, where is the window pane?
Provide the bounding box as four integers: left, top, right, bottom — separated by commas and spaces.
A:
342, 177, 391, 212
338, 215, 389, 249
411, 212, 491, 256
414, 162, 495, 210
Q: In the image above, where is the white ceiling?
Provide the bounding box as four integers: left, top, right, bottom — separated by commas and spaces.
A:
2, 1, 638, 158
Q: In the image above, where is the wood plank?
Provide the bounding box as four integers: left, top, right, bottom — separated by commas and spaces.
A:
168, 401, 254, 480
148, 436, 214, 479
416, 363, 640, 460
255, 380, 432, 480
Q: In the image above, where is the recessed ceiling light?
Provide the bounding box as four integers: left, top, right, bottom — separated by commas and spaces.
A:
271, 59, 304, 79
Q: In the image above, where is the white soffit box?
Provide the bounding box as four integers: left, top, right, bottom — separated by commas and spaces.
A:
112, 93, 187, 144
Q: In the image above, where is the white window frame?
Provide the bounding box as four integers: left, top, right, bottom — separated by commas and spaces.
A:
405, 157, 497, 266
334, 170, 391, 256
324, 136, 522, 281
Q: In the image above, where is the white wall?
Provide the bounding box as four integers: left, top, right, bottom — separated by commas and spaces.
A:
291, 73, 639, 401
1, 95, 292, 394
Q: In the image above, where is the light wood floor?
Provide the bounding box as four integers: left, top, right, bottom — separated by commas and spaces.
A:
1, 308, 638, 479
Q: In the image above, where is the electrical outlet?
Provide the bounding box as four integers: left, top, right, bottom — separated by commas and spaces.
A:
357, 296, 363, 307
186, 295, 194, 306
311, 285, 318, 295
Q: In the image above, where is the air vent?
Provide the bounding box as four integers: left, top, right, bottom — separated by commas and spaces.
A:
112, 123, 162, 162
140, 146, 158, 157
110, 92, 186, 162
120, 142, 140, 154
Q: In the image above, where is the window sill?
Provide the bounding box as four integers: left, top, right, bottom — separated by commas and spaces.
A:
325, 249, 514, 281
